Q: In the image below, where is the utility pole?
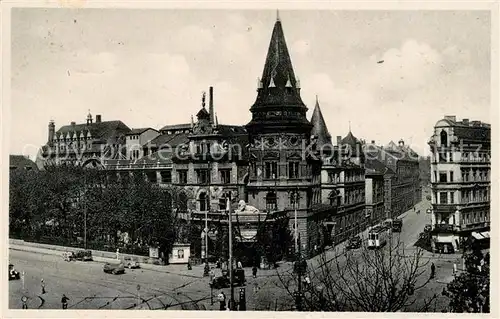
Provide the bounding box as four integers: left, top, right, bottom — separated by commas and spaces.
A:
294, 188, 298, 255
227, 196, 235, 310
84, 171, 87, 250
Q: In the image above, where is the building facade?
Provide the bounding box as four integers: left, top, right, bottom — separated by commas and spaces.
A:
428, 115, 491, 253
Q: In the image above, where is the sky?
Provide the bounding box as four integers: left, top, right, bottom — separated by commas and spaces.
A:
10, 8, 491, 159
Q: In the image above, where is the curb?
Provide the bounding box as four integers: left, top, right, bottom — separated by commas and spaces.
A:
9, 245, 205, 279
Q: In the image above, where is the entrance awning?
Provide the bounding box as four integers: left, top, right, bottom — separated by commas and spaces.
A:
472, 232, 485, 240
479, 231, 490, 239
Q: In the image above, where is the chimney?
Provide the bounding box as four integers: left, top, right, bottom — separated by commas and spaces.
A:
336, 136, 342, 146
371, 140, 375, 144
444, 115, 457, 122
48, 120, 55, 144
96, 115, 102, 123
462, 118, 469, 125
209, 87, 214, 124
71, 121, 76, 126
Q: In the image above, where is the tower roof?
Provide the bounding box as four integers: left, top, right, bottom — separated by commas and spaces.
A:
341, 130, 360, 147
310, 97, 331, 146
247, 15, 310, 133
251, 17, 306, 110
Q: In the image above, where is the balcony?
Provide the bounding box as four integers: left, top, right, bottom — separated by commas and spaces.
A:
433, 224, 457, 233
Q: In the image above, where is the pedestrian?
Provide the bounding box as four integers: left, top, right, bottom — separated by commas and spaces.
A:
430, 262, 436, 279
237, 260, 242, 269
217, 291, 226, 311
252, 265, 257, 278
41, 279, 46, 294
21, 296, 28, 309
187, 261, 192, 270
116, 248, 120, 260
61, 294, 70, 309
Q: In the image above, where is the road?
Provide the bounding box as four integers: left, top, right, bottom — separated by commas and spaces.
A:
8, 250, 212, 310
9, 189, 460, 311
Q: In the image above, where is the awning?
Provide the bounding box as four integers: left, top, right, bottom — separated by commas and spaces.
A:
472, 232, 485, 240
480, 231, 490, 239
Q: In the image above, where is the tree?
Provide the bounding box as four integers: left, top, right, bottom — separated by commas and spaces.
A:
442, 240, 490, 313
275, 236, 437, 312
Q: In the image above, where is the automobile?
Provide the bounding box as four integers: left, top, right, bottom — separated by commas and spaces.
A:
392, 219, 403, 232
424, 224, 432, 232
103, 262, 125, 275
210, 269, 245, 289
74, 250, 93, 261
123, 256, 140, 269
8, 264, 21, 281
346, 236, 362, 249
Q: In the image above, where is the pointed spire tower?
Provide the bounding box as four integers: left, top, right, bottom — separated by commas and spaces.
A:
246, 13, 311, 134
310, 96, 332, 147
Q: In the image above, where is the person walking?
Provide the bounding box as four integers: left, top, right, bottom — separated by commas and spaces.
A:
217, 291, 226, 311
252, 265, 257, 278
21, 296, 28, 309
61, 294, 70, 309
430, 262, 436, 279
40, 279, 46, 294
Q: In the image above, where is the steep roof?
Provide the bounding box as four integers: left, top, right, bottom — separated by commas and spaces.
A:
55, 120, 131, 140
10, 155, 38, 170
341, 131, 360, 147
310, 97, 331, 147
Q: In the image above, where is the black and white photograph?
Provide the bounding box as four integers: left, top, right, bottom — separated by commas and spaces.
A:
3, 0, 495, 315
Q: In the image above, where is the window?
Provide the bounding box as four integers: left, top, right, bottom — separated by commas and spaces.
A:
220, 169, 231, 184
288, 162, 300, 179
440, 130, 448, 146
219, 192, 230, 210
439, 192, 448, 204
160, 170, 172, 183
439, 172, 447, 183
178, 170, 188, 184
196, 169, 210, 184
198, 192, 208, 211
264, 161, 278, 179
266, 192, 277, 211
438, 151, 447, 163
449, 152, 453, 162
450, 192, 454, 204
434, 171, 437, 183
449, 171, 454, 182
290, 191, 300, 208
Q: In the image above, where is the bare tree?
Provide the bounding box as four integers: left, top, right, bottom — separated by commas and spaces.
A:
275, 235, 438, 312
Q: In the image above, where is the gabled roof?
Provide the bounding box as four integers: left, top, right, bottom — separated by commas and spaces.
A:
55, 120, 131, 141
310, 97, 331, 147
126, 128, 157, 135
10, 155, 38, 170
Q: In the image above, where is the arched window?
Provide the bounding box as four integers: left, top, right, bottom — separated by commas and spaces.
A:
440, 130, 448, 146
290, 191, 300, 208
198, 192, 208, 212
266, 191, 277, 211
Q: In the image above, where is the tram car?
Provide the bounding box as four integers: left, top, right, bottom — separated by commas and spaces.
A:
367, 225, 391, 249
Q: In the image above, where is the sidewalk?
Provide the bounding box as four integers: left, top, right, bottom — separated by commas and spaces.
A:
9, 243, 205, 279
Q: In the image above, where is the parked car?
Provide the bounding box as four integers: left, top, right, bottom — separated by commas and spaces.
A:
392, 219, 403, 232
123, 256, 140, 269
103, 262, 125, 275
210, 268, 245, 289
346, 235, 362, 249
8, 264, 20, 281
424, 224, 432, 232
74, 250, 93, 261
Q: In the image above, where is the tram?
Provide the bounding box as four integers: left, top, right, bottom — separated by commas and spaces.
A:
367, 225, 391, 249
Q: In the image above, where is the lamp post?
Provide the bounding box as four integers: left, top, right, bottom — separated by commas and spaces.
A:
227, 195, 235, 310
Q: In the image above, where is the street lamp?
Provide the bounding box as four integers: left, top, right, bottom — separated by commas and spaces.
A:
226, 195, 236, 310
